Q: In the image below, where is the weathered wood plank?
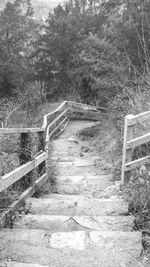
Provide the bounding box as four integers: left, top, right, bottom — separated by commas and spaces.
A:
42, 101, 67, 129
128, 111, 150, 126
0, 101, 100, 193
38, 132, 46, 175
0, 127, 44, 134
34, 152, 47, 168
125, 156, 150, 171
70, 110, 101, 121
0, 173, 48, 228
0, 152, 47, 193
121, 115, 134, 185
48, 117, 68, 140
127, 132, 150, 149
46, 109, 68, 137
68, 101, 98, 111
0, 101, 100, 134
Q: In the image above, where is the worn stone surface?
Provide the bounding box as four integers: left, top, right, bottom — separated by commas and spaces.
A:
26, 197, 128, 216
74, 215, 135, 231
0, 229, 49, 247
56, 176, 85, 184
0, 262, 48, 267
57, 162, 73, 167
0, 229, 142, 267
42, 193, 84, 200
55, 175, 87, 194
14, 214, 72, 231
57, 165, 99, 176
50, 231, 86, 250
14, 214, 135, 231
76, 198, 129, 216
54, 174, 113, 195
74, 159, 96, 167
25, 198, 78, 216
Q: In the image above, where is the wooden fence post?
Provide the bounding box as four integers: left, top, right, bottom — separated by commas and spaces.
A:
121, 115, 134, 185
19, 133, 32, 186
20, 133, 32, 164
38, 131, 45, 176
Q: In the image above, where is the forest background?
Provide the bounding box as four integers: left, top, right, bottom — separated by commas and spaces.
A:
1, 0, 150, 111
1, 0, 150, 225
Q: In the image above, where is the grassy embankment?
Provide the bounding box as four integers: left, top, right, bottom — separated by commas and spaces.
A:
77, 88, 150, 264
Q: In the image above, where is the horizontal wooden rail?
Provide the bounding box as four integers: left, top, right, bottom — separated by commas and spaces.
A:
47, 109, 68, 132
0, 102, 100, 191
0, 127, 44, 134
122, 112, 150, 184
0, 152, 47, 192
0, 173, 48, 228
42, 101, 67, 129
125, 156, 149, 171
127, 133, 150, 149
68, 101, 98, 111
0, 101, 100, 134
0, 100, 101, 227
48, 117, 68, 140
127, 111, 150, 125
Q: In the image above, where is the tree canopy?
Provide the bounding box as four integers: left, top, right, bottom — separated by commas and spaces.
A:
1, 0, 150, 105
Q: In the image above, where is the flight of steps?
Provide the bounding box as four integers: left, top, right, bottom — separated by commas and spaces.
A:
0, 121, 143, 267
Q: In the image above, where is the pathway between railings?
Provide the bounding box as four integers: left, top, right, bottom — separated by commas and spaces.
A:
0, 120, 142, 267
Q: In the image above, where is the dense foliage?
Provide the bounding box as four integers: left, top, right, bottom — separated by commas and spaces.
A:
1, 0, 150, 105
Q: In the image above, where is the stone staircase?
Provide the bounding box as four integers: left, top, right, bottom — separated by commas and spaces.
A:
0, 121, 142, 267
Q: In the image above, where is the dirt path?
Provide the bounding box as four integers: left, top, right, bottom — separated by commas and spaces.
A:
0, 120, 143, 267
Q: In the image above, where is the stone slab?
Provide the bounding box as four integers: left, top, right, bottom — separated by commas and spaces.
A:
51, 156, 74, 162
74, 215, 135, 231
50, 231, 86, 250
89, 231, 142, 257
0, 262, 48, 267
0, 230, 142, 267
74, 159, 96, 167
25, 198, 78, 216
57, 162, 73, 167
56, 184, 85, 195
55, 176, 88, 194
57, 166, 100, 176
42, 193, 84, 200
76, 198, 129, 216
14, 214, 134, 232
0, 229, 48, 248
14, 214, 71, 231
26, 197, 128, 216
56, 176, 85, 184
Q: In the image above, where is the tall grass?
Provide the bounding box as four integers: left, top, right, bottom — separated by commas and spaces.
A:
94, 84, 150, 224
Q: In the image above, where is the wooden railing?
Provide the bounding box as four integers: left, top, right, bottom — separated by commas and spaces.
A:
0, 101, 100, 227
121, 111, 150, 184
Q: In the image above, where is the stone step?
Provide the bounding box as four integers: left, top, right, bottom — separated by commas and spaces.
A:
57, 159, 97, 168
0, 262, 48, 267
13, 214, 135, 232
25, 197, 128, 216
42, 193, 122, 201
54, 174, 113, 195
56, 165, 105, 176
0, 229, 142, 267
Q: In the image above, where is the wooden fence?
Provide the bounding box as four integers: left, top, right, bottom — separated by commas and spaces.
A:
0, 101, 100, 227
121, 110, 150, 185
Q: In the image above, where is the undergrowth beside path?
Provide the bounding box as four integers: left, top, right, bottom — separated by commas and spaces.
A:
0, 101, 61, 215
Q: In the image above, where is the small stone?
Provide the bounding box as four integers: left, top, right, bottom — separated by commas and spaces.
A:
81, 146, 90, 153
139, 178, 145, 185
68, 137, 78, 143
50, 231, 86, 250
139, 166, 147, 175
